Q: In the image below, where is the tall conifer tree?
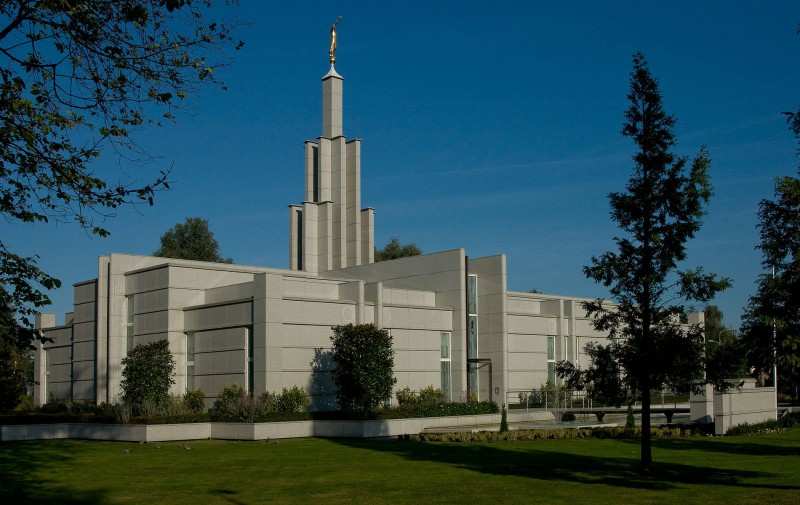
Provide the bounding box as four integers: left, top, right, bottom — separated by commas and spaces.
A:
583, 53, 730, 472
741, 107, 800, 398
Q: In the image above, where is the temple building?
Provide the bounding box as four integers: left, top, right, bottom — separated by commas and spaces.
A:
34, 51, 616, 410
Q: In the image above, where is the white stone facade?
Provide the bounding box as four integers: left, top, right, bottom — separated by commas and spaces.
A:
34, 61, 612, 410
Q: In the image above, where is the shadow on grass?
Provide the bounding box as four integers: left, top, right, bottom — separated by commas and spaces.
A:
210, 488, 248, 505
331, 437, 799, 492
646, 435, 800, 458
0, 440, 109, 504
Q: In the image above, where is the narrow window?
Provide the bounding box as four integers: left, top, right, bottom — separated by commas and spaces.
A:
247, 327, 254, 394
312, 145, 320, 202
467, 275, 477, 315
186, 332, 195, 391
44, 348, 51, 401
440, 331, 451, 400
296, 209, 303, 270
467, 274, 478, 398
125, 295, 134, 352
547, 335, 555, 384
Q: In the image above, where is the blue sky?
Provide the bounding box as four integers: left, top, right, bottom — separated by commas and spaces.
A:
5, 1, 799, 329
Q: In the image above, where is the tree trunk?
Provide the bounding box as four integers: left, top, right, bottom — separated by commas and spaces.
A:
640, 381, 653, 473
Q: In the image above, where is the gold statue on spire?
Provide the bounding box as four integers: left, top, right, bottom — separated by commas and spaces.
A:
329, 16, 342, 64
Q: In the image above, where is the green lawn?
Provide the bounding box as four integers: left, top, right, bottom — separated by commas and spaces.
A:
1, 429, 799, 504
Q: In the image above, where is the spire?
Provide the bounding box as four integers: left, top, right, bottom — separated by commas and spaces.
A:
289, 18, 374, 273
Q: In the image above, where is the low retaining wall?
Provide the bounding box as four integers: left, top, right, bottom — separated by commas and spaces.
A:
714, 381, 777, 435
1, 413, 509, 443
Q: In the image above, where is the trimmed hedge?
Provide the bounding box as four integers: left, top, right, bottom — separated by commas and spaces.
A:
1, 401, 498, 424
0, 413, 113, 425
130, 413, 212, 424
725, 413, 800, 436
209, 411, 312, 423
411, 424, 705, 443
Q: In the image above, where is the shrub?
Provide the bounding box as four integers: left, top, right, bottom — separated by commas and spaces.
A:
138, 397, 162, 417
330, 324, 396, 415
161, 394, 191, 416
183, 389, 206, 413
278, 386, 309, 412
111, 402, 132, 424
726, 413, 800, 436
500, 403, 509, 433
39, 401, 68, 414
626, 403, 636, 430
14, 394, 35, 412
261, 390, 279, 412
516, 389, 544, 408
213, 384, 246, 412
417, 400, 498, 418
411, 425, 703, 443
210, 384, 310, 421
396, 387, 417, 406
561, 412, 576, 422
130, 413, 211, 424
418, 386, 447, 405
120, 340, 175, 415
65, 400, 99, 415
211, 384, 265, 422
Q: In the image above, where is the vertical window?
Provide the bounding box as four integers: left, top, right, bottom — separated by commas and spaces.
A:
547, 335, 555, 384
247, 327, 254, 394
440, 331, 451, 400
467, 275, 477, 315
125, 295, 134, 352
296, 210, 303, 271
468, 316, 478, 359
44, 348, 50, 400
467, 275, 478, 398
312, 145, 319, 202
186, 332, 195, 391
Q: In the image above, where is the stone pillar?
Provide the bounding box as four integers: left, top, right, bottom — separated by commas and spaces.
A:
690, 382, 715, 424
322, 65, 343, 138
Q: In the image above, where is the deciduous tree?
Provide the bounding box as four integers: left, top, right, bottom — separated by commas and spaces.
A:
154, 217, 232, 263
0, 1, 242, 345
0, 287, 33, 411
703, 305, 747, 388
582, 53, 730, 472
374, 237, 422, 262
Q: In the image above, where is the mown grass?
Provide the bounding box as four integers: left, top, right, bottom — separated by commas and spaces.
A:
1, 428, 798, 504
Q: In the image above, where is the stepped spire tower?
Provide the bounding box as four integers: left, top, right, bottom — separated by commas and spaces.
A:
289, 21, 375, 273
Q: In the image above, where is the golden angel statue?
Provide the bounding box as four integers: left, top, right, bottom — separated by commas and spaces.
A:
329, 16, 342, 64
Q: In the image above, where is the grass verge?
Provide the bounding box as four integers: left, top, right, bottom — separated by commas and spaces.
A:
1, 428, 798, 504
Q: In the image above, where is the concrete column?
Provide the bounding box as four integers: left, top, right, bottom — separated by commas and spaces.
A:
568, 300, 576, 363
322, 67, 343, 138
356, 280, 365, 324
288, 205, 302, 270
375, 281, 383, 328
331, 137, 347, 269
95, 256, 110, 403
345, 139, 362, 267
317, 138, 332, 202
34, 313, 56, 406
556, 299, 565, 362
361, 208, 374, 265
690, 382, 715, 424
